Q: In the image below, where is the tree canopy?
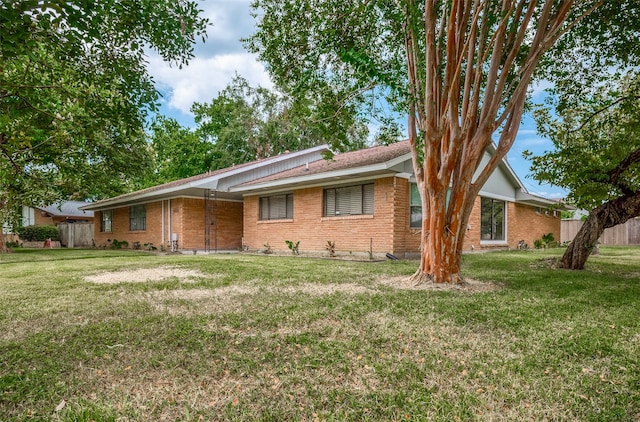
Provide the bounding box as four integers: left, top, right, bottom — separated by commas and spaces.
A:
143, 75, 370, 188
0, 1, 209, 250
247, 0, 639, 282
528, 72, 640, 269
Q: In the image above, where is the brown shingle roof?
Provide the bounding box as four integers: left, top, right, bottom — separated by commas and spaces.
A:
239, 141, 411, 186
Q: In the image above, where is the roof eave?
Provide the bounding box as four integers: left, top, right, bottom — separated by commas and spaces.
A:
231, 153, 413, 193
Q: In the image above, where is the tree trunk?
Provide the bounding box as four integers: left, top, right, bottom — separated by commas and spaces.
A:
0, 231, 7, 254
562, 192, 640, 269
410, 169, 476, 284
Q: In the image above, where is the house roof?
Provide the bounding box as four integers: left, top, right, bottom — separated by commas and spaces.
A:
37, 201, 94, 218
81, 144, 330, 210
232, 141, 413, 192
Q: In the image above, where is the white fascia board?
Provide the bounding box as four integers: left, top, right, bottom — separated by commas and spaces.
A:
80, 184, 198, 210
231, 162, 390, 192
515, 190, 565, 207
82, 145, 331, 210
386, 153, 414, 169
477, 190, 516, 203
189, 145, 329, 189
240, 173, 396, 197
232, 152, 413, 193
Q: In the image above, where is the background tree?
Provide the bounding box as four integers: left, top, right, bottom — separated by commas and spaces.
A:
141, 76, 370, 188
0, 1, 209, 252
142, 116, 217, 188
527, 73, 640, 270
246, 0, 638, 283
192, 75, 369, 169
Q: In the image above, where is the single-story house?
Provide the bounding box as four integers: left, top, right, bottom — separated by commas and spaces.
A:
3, 201, 95, 246
20, 201, 94, 226
81, 141, 562, 256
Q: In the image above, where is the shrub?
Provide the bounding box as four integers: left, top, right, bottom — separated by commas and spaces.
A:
108, 239, 129, 249
285, 240, 300, 255
16, 225, 59, 241
326, 240, 336, 257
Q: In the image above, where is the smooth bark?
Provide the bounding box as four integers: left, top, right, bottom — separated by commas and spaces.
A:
562, 192, 640, 269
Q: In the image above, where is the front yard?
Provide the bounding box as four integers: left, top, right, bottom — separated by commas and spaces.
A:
0, 248, 638, 420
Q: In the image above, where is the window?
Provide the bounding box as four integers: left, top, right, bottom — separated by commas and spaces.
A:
129, 205, 146, 231
101, 210, 113, 233
260, 194, 293, 220
324, 183, 374, 216
480, 197, 505, 241
410, 183, 422, 228
409, 184, 451, 228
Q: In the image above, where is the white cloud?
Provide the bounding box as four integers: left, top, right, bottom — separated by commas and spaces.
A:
148, 53, 272, 115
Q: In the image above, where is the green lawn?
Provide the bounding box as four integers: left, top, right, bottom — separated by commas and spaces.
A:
0, 248, 638, 421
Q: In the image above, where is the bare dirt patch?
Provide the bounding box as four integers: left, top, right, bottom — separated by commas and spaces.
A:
378, 275, 501, 293
84, 267, 210, 284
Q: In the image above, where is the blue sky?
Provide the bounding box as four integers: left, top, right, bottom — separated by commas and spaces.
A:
148, 0, 567, 199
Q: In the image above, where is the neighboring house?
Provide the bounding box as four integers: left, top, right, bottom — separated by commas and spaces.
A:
82, 141, 563, 256
2, 201, 94, 246
20, 201, 94, 227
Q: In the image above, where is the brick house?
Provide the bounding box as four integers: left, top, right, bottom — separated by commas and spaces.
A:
81, 146, 329, 251
235, 141, 561, 256
20, 201, 94, 226
3, 201, 95, 246
82, 141, 562, 255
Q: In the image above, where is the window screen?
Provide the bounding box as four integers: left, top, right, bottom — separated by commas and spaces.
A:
324, 184, 374, 216
259, 194, 293, 220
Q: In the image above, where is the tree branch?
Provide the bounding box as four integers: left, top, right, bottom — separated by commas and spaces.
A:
570, 95, 640, 133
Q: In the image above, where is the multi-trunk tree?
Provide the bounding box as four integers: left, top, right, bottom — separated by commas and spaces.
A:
247, 0, 633, 283
528, 73, 640, 270
0, 1, 209, 252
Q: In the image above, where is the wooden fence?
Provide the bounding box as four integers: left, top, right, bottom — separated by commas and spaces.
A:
58, 222, 94, 248
561, 218, 640, 245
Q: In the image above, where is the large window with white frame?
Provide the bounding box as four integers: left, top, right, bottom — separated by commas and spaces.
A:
129, 205, 146, 231
260, 193, 293, 220
480, 197, 505, 241
324, 183, 374, 217
101, 210, 113, 233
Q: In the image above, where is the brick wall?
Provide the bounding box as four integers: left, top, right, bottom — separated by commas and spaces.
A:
466, 197, 560, 250
508, 202, 561, 249
93, 201, 165, 248
177, 198, 243, 251
243, 178, 399, 255
243, 176, 563, 256
93, 198, 243, 251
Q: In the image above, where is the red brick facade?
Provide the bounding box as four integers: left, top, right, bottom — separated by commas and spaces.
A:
243, 176, 560, 256
93, 198, 243, 251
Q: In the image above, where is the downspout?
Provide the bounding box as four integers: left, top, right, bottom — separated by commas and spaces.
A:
161, 200, 165, 246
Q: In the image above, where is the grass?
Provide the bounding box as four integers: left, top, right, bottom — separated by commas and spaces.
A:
0, 247, 639, 421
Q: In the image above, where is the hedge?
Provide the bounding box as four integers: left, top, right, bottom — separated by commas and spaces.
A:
16, 225, 60, 241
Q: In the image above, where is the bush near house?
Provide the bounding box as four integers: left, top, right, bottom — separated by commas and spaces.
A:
15, 225, 59, 241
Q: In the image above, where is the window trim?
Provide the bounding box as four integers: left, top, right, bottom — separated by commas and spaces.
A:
323, 183, 374, 217
409, 183, 451, 229
101, 210, 113, 233
480, 197, 507, 243
259, 193, 293, 221
129, 205, 146, 231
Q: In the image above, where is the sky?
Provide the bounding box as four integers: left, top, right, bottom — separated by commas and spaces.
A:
147, 0, 566, 199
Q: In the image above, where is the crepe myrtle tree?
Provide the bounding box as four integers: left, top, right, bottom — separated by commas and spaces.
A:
0, 1, 209, 252
246, 0, 639, 283
528, 73, 640, 270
